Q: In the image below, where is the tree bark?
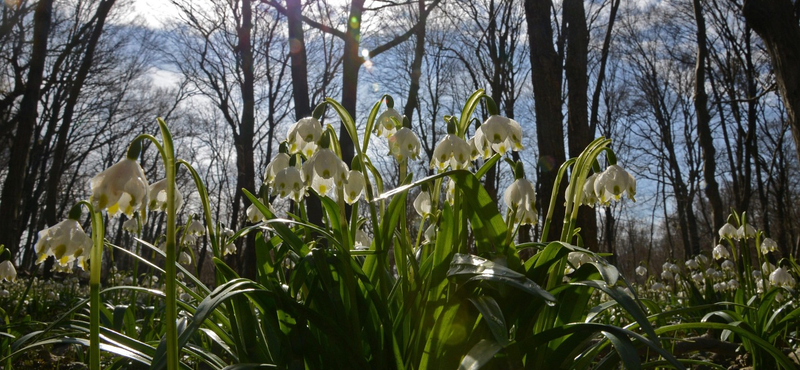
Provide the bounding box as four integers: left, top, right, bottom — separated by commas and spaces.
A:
563, 0, 597, 251
525, 0, 566, 241
287, 0, 323, 228
403, 0, 427, 124
0, 0, 55, 259
338, 0, 366, 167
45, 0, 116, 229
237, 0, 258, 279
743, 0, 800, 164
692, 0, 724, 238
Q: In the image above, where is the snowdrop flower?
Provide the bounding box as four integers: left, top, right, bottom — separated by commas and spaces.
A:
182, 233, 197, 246
718, 223, 737, 239
762, 261, 776, 274
651, 282, 665, 292
423, 224, 437, 244
695, 254, 709, 266
274, 166, 307, 202
661, 270, 674, 281
430, 134, 471, 171
224, 242, 237, 256
445, 179, 456, 205
90, 158, 148, 217
636, 265, 647, 276
264, 153, 291, 186
752, 270, 762, 279
148, 179, 183, 213
375, 108, 402, 138
414, 191, 432, 217
581, 173, 600, 207
246, 203, 266, 223
705, 267, 717, 277
769, 267, 796, 288
122, 217, 139, 233
46, 291, 59, 301
178, 251, 192, 265
736, 223, 756, 240
310, 148, 349, 188
712, 244, 730, 260
476, 115, 523, 154
0, 289, 9, 298
34, 219, 92, 270
343, 170, 365, 204
186, 220, 205, 236
685, 259, 699, 270
721, 260, 735, 271
568, 252, 593, 268
504, 178, 538, 225
468, 134, 492, 160
222, 227, 235, 237
287, 117, 322, 157
760, 238, 778, 254
728, 279, 739, 290
0, 261, 16, 282
692, 272, 704, 284
593, 165, 636, 205
388, 127, 421, 161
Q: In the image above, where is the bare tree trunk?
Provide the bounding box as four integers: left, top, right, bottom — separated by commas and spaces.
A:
287, 0, 323, 228
692, 0, 724, 238
563, 0, 597, 251
743, 0, 800, 164
403, 0, 427, 124
525, 0, 566, 241
237, 0, 258, 279
589, 0, 620, 137
45, 0, 116, 229
338, 0, 366, 167
0, 0, 54, 259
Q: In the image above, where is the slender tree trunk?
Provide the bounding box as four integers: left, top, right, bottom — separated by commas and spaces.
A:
45, 0, 116, 229
286, 0, 323, 227
743, 0, 800, 164
589, 0, 620, 137
525, 0, 566, 241
692, 0, 724, 238
563, 0, 597, 251
0, 0, 54, 260
403, 0, 426, 124
339, 0, 365, 167
237, 0, 258, 279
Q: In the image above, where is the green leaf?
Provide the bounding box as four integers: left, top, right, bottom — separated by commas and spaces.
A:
468, 296, 508, 346
457, 339, 504, 370
448, 254, 555, 303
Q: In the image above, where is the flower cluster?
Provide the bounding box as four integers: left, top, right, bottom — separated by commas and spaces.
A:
580, 165, 636, 207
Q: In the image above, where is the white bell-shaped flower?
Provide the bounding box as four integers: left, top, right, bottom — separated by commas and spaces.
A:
695, 254, 709, 266
148, 178, 183, 213
712, 244, 730, 260
468, 134, 492, 160
388, 127, 421, 161
685, 259, 699, 270
504, 178, 537, 225
178, 251, 192, 265
312, 148, 349, 186
343, 170, 365, 204
375, 108, 402, 138
246, 203, 266, 223
186, 220, 205, 236
567, 252, 593, 268
721, 260, 735, 271
90, 158, 149, 217
0, 260, 16, 282
414, 191, 432, 217
581, 173, 600, 207
718, 223, 737, 239
274, 166, 307, 202
479, 115, 523, 154
430, 134, 471, 172
636, 265, 647, 276
769, 267, 796, 288
122, 217, 139, 233
593, 165, 636, 205
224, 242, 237, 256
760, 238, 778, 254
287, 117, 322, 157
736, 223, 756, 240
34, 219, 93, 269
264, 153, 291, 185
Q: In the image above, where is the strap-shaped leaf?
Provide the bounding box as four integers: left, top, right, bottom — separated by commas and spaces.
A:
448, 254, 555, 303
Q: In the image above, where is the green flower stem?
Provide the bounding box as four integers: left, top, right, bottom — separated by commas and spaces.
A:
177, 159, 219, 258
561, 138, 611, 242
541, 158, 576, 242
157, 118, 179, 370
135, 120, 178, 370
77, 200, 103, 370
